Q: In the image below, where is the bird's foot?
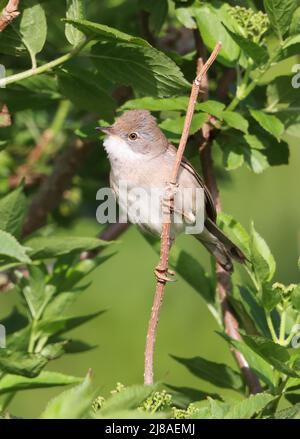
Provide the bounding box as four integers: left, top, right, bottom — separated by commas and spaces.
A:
154, 266, 176, 283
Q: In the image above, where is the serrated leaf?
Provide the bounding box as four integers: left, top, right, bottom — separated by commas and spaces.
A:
37, 310, 105, 337
263, 0, 297, 41
0, 349, 48, 378
223, 111, 249, 133
221, 143, 244, 171
57, 67, 116, 121
26, 236, 110, 260
19, 0, 47, 57
242, 334, 299, 377
194, 4, 239, 67
65, 0, 86, 46
224, 26, 268, 65
224, 393, 274, 419
41, 370, 94, 419
65, 18, 150, 47
91, 41, 190, 98
172, 355, 244, 392
0, 185, 27, 238
0, 371, 82, 395
250, 224, 276, 283
219, 333, 274, 388
275, 403, 300, 419
0, 230, 31, 264
100, 385, 156, 415
249, 109, 284, 139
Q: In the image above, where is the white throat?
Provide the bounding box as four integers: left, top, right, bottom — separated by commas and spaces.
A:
103, 135, 141, 164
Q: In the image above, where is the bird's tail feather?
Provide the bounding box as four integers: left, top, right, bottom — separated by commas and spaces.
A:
196, 219, 247, 273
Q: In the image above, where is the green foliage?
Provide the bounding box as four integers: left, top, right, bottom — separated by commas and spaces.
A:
1, 0, 300, 420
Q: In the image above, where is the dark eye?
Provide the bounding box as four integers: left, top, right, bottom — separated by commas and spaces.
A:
128, 132, 138, 140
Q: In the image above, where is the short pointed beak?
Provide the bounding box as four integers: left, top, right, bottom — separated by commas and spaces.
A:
95, 126, 113, 135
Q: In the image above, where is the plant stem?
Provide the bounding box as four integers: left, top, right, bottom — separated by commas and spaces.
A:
0, 38, 88, 87
284, 315, 300, 346
279, 308, 287, 345
28, 320, 37, 353
266, 312, 279, 343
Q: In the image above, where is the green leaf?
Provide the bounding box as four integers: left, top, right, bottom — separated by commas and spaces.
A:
223, 111, 249, 133
250, 224, 276, 283
197, 100, 225, 119
0, 371, 82, 395
285, 393, 300, 404
57, 67, 116, 121
244, 134, 265, 150
262, 285, 281, 312
0, 185, 27, 238
289, 7, 300, 35
0, 349, 48, 378
19, 0, 47, 57
242, 334, 299, 377
37, 310, 105, 337
224, 26, 268, 65
0, 230, 31, 264
275, 403, 300, 419
249, 109, 284, 139
41, 342, 67, 360
65, 18, 150, 47
263, 0, 297, 41
221, 143, 244, 171
224, 393, 274, 419
17, 264, 54, 320
41, 370, 94, 419
141, 0, 169, 34
175, 7, 197, 29
219, 333, 274, 388
217, 212, 250, 255
172, 356, 244, 392
26, 236, 110, 260
159, 113, 208, 141
100, 385, 155, 415
65, 0, 86, 46
167, 384, 221, 408
91, 41, 190, 98
193, 4, 240, 67
291, 285, 300, 311
121, 96, 189, 112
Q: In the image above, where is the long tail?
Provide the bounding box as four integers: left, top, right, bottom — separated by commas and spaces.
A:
196, 218, 247, 273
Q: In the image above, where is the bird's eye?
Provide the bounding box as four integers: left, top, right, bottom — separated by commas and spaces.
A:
128, 132, 138, 140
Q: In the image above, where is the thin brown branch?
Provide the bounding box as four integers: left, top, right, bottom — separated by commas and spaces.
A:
22, 139, 94, 238
0, 0, 20, 32
196, 42, 261, 395
144, 42, 222, 386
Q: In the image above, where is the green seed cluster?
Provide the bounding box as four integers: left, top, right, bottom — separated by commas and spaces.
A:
141, 390, 172, 414
228, 6, 270, 44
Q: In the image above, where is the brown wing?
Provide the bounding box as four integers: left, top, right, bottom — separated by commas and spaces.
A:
180, 156, 217, 223
166, 144, 216, 222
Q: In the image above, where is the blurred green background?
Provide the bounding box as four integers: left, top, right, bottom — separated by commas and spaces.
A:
1, 138, 299, 418
0, 0, 300, 419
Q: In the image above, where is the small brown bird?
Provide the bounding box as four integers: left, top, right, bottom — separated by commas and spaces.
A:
97, 109, 246, 273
